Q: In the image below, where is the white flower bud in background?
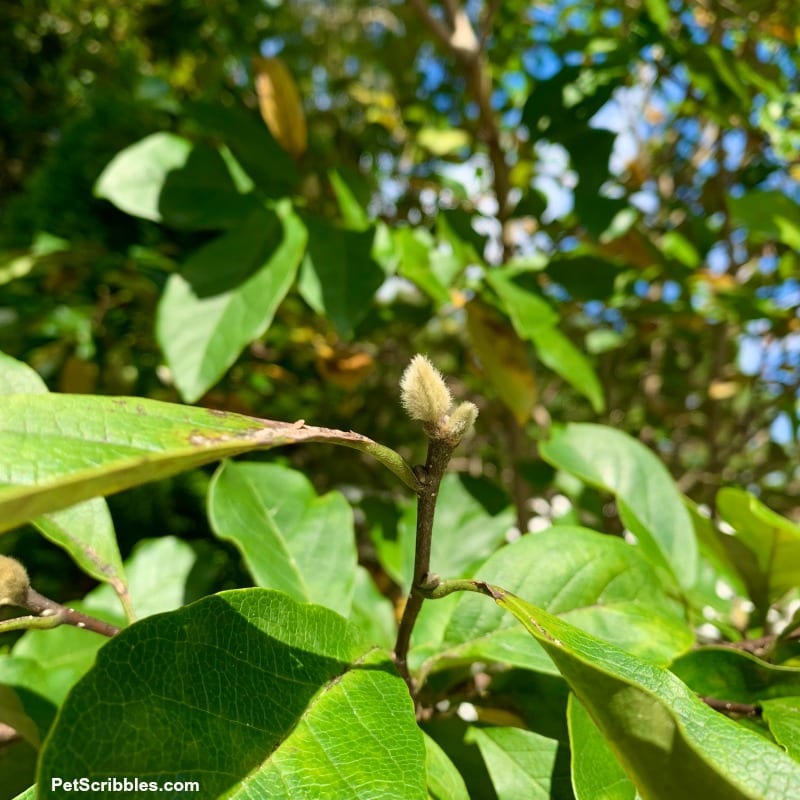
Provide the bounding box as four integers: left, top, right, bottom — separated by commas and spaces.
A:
443, 401, 479, 441
0, 556, 30, 606
400, 354, 453, 424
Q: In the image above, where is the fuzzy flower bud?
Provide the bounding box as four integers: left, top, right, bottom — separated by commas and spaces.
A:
400, 354, 453, 424
443, 401, 479, 442
0, 556, 30, 607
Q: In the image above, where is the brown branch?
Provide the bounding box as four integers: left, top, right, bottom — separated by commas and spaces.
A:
394, 437, 456, 697
22, 586, 120, 638
701, 696, 761, 718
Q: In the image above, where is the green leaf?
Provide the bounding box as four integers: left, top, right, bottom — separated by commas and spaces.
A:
299, 216, 384, 339
413, 527, 692, 680
394, 227, 450, 304
528, 326, 605, 413
0, 353, 127, 595
156, 200, 307, 402
417, 127, 471, 156
0, 394, 419, 534
495, 589, 800, 799
716, 487, 800, 616
329, 168, 371, 230
10, 786, 36, 800
95, 134, 258, 229
187, 100, 297, 191
762, 698, 800, 761
38, 590, 426, 800
728, 191, 800, 250
3, 537, 199, 750
670, 647, 800, 704
486, 272, 604, 412
350, 566, 396, 649
540, 424, 699, 590
424, 732, 470, 800
465, 726, 571, 800
568, 693, 636, 800
94, 132, 191, 221
208, 461, 357, 616
466, 300, 538, 425
0, 685, 41, 749
544, 255, 621, 301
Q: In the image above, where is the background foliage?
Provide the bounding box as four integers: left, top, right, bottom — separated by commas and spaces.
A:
1, 0, 799, 797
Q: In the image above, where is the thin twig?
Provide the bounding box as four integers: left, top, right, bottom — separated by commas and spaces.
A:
22, 586, 120, 638
701, 696, 761, 718
394, 437, 456, 696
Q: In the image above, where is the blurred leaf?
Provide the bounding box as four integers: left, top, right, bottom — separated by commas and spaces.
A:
529, 326, 605, 413
299, 216, 384, 340
0, 685, 40, 749
497, 591, 800, 799
208, 461, 357, 616
425, 732, 470, 800
540, 424, 699, 590
568, 694, 636, 800
95, 134, 258, 230
728, 191, 800, 250
417, 127, 470, 156
0, 394, 419, 533
38, 590, 425, 799
329, 168, 370, 230
466, 300, 538, 424
253, 56, 308, 158
157, 200, 306, 402
465, 726, 571, 800
187, 100, 297, 190
544, 255, 621, 301
762, 698, 800, 761
670, 647, 800, 704
393, 227, 450, 304
717, 487, 800, 617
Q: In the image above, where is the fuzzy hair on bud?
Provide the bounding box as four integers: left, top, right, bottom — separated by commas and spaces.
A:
0, 556, 30, 607
400, 354, 453, 424
443, 401, 479, 441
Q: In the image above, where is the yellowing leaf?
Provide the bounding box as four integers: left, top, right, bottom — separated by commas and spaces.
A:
253, 56, 308, 158
466, 300, 537, 424
417, 127, 470, 156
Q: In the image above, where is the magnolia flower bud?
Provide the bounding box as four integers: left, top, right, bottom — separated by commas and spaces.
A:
0, 556, 30, 607
443, 401, 479, 441
400, 354, 453, 424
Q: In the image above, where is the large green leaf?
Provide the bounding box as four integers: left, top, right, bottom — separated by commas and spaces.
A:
669, 647, 800, 704
568, 693, 637, 800
94, 133, 258, 229
716, 487, 800, 616
495, 589, 800, 799
412, 527, 692, 681
0, 353, 126, 595
465, 726, 571, 800
156, 200, 307, 402
0, 394, 418, 533
540, 423, 699, 590
38, 590, 426, 800
298, 216, 385, 339
208, 461, 357, 616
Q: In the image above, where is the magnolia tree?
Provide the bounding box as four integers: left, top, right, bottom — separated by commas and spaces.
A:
1, 0, 800, 798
